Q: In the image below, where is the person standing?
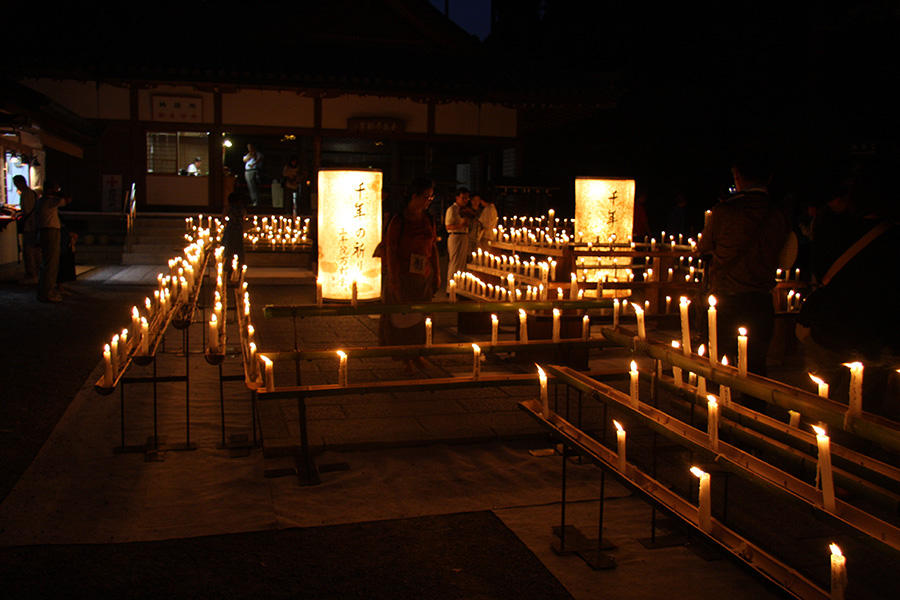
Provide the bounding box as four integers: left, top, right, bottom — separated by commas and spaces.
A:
380, 177, 440, 375
444, 187, 470, 291
222, 192, 248, 281
698, 149, 789, 409
35, 181, 70, 302
13, 175, 40, 283
473, 192, 498, 250
243, 143, 263, 206
282, 156, 300, 216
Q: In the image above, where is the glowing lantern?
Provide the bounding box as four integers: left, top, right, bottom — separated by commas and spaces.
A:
574, 177, 635, 296
317, 169, 383, 301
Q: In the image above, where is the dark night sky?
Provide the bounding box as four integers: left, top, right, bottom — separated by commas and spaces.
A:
429, 0, 492, 39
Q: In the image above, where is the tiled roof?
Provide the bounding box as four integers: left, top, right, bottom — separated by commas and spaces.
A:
3, 0, 616, 108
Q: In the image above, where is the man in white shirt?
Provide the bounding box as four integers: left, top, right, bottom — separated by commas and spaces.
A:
444, 188, 470, 292
186, 157, 202, 175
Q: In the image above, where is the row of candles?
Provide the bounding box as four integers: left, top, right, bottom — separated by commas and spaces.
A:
246, 215, 310, 250
101, 231, 214, 387
536, 355, 851, 598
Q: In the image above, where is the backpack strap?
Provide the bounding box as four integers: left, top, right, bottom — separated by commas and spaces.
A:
821, 221, 891, 285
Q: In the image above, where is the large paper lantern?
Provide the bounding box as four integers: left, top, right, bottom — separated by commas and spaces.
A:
317, 169, 383, 301
575, 177, 635, 293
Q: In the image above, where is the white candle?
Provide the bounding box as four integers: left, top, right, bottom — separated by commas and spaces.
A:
140, 317, 149, 355
351, 279, 358, 307
519, 309, 528, 343
813, 425, 836, 512
667, 267, 673, 283
665, 295, 671, 314
614, 420, 626, 472
449, 279, 457, 303
680, 297, 691, 355
720, 356, 732, 406
209, 314, 219, 354
552, 308, 561, 343
262, 355, 274, 392
550, 260, 557, 281
613, 299, 620, 329
634, 305, 646, 340
671, 341, 683, 388
491, 314, 499, 346
425, 317, 433, 347
691, 467, 712, 532
582, 315, 590, 340
844, 362, 863, 421
737, 327, 748, 376
248, 342, 257, 377
537, 365, 549, 418
337, 350, 348, 387
110, 335, 119, 376
707, 295, 717, 364
472, 344, 481, 380
316, 278, 323, 307
830, 543, 847, 600
131, 307, 140, 343
569, 272, 578, 300
809, 374, 830, 398
789, 410, 801, 428
629, 360, 639, 407
102, 344, 113, 387
707, 395, 719, 451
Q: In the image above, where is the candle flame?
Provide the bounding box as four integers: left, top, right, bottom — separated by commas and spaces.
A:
210, 313, 217, 324
843, 361, 863, 370
830, 543, 842, 557
671, 340, 680, 349
690, 466, 706, 478
132, 306, 139, 318
614, 420, 624, 432
633, 304, 643, 315
721, 355, 729, 366
680, 296, 689, 306
809, 373, 825, 386
553, 308, 560, 317
336, 350, 346, 359
249, 342, 256, 352
630, 360, 637, 372
261, 355, 272, 366
813, 425, 827, 437
112, 334, 119, 343
472, 343, 480, 353
491, 314, 498, 323
738, 327, 747, 336
708, 295, 717, 307
141, 317, 147, 326
707, 395, 718, 407
104, 343, 110, 352
698, 344, 706, 357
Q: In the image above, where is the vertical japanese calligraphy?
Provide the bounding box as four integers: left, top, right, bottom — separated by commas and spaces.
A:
318, 169, 383, 301
574, 177, 635, 296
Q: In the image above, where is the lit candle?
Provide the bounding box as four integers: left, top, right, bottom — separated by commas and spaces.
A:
720, 356, 732, 406
569, 272, 578, 300
629, 360, 639, 407
665, 295, 671, 314
667, 267, 673, 283
425, 317, 433, 347
680, 297, 691, 355
582, 315, 590, 340
248, 342, 257, 377
697, 345, 707, 398
809, 374, 830, 398
519, 309, 528, 343
448, 279, 457, 303
613, 298, 620, 329
707, 295, 717, 364
671, 341, 683, 388
262, 355, 274, 392
209, 314, 219, 354
614, 420, 626, 472
707, 395, 719, 451
472, 344, 481, 380
110, 334, 119, 376
634, 304, 646, 340
491, 314, 499, 345
316, 278, 323, 307
737, 327, 748, 376
789, 410, 801, 428
552, 308, 561, 343
140, 317, 149, 355
691, 467, 712, 533
557, 287, 564, 300
830, 543, 847, 600
537, 365, 549, 418
102, 344, 113, 387
337, 350, 348, 387
131, 307, 140, 342
351, 279, 358, 308
843, 362, 863, 422
813, 425, 836, 512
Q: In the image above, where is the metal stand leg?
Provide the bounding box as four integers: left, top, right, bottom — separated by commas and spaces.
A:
580, 470, 616, 569
294, 393, 321, 486
168, 321, 196, 451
